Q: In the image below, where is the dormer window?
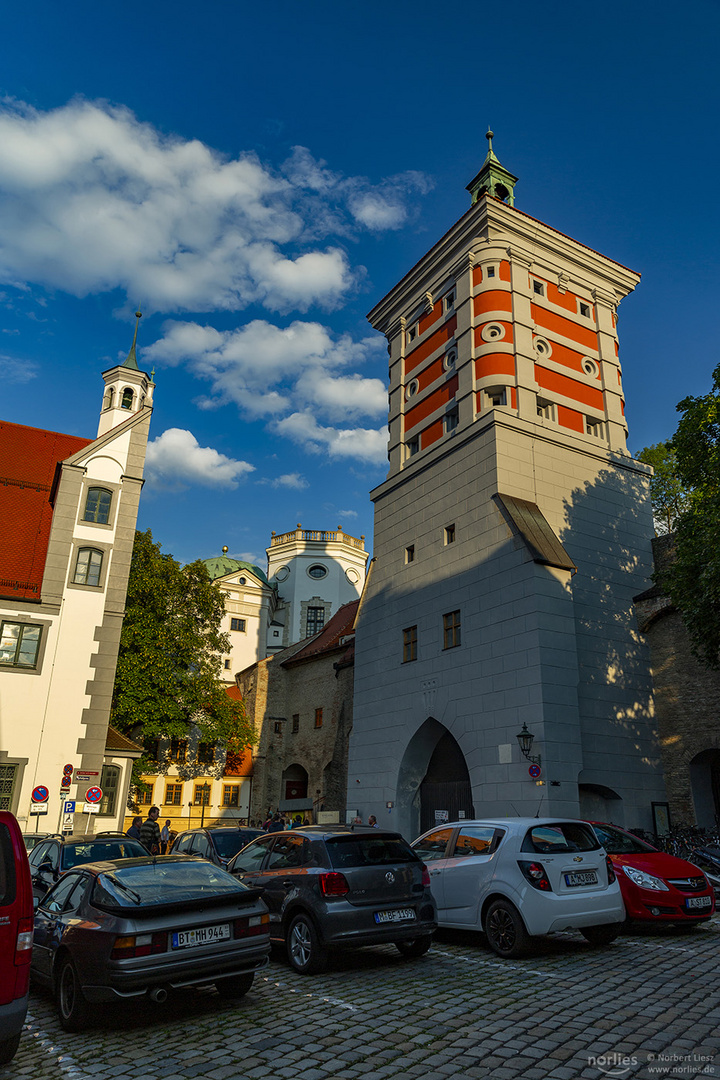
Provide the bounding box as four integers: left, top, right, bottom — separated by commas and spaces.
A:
121, 387, 134, 410
83, 488, 112, 525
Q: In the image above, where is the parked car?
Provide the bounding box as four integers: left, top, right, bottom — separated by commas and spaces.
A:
411, 817, 625, 958
590, 822, 715, 925
31, 855, 270, 1031
22, 832, 58, 853
171, 826, 264, 867
226, 825, 437, 974
0, 811, 34, 1065
27, 833, 148, 900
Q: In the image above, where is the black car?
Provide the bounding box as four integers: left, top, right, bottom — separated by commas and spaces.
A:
27, 834, 148, 900
31, 856, 270, 1031
171, 827, 264, 867
226, 825, 437, 974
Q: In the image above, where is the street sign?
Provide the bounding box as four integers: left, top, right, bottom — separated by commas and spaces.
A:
75, 771, 99, 782
31, 785, 49, 803
62, 813, 74, 831
82, 803, 100, 814
63, 763, 73, 775
434, 809, 449, 822
85, 786, 103, 804
30, 802, 49, 814
528, 764, 542, 779
63, 800, 76, 814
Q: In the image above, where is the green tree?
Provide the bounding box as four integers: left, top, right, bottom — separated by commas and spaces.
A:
661, 363, 720, 668
111, 530, 254, 788
636, 441, 691, 534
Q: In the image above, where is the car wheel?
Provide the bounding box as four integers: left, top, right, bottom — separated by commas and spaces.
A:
215, 972, 255, 998
286, 913, 328, 975
56, 958, 91, 1032
395, 935, 432, 958
0, 1033, 21, 1066
485, 900, 530, 958
580, 923, 623, 947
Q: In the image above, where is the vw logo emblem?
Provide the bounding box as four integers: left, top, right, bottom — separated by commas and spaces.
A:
385, 871, 395, 884
573, 856, 583, 863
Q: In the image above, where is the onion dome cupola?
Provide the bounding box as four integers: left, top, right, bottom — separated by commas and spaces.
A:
466, 129, 518, 207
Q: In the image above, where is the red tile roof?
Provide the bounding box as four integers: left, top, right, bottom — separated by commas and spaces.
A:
0, 421, 91, 601
281, 600, 359, 668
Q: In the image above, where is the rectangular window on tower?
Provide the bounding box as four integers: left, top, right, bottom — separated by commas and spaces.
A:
306, 607, 325, 636
314, 708, 323, 729
443, 610, 461, 650
403, 626, 418, 663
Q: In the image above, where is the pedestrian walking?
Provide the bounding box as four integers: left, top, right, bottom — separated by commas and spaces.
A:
368, 815, 378, 828
268, 813, 284, 833
139, 805, 162, 854
160, 818, 171, 853
126, 815, 142, 840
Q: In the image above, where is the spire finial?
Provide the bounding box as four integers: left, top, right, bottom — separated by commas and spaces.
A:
486, 128, 494, 152
122, 309, 142, 371
222, 546, 229, 555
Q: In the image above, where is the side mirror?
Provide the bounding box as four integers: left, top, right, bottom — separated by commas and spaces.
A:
37, 860, 53, 874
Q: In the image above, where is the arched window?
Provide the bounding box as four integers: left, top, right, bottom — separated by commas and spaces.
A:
103, 387, 115, 410
99, 765, 121, 816
121, 387, 134, 410
83, 487, 112, 524
73, 548, 103, 587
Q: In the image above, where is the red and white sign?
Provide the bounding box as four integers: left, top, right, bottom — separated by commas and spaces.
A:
85, 786, 103, 804
75, 770, 99, 782
528, 764, 542, 779
31, 785, 49, 803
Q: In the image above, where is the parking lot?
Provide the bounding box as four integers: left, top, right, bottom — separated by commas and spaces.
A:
4, 918, 720, 1080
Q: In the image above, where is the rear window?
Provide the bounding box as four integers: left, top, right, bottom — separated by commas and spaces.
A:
211, 831, 260, 859
521, 823, 600, 854
62, 840, 148, 869
0, 824, 17, 906
326, 835, 420, 869
91, 859, 251, 908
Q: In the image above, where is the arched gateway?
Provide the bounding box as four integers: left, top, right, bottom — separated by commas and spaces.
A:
397, 719, 474, 840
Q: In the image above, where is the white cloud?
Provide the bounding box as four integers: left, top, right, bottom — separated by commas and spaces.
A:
1, 354, 38, 382
273, 411, 388, 465
271, 473, 309, 489
0, 100, 431, 314
145, 428, 255, 488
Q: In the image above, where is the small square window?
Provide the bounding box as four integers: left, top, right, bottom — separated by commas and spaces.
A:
445, 524, 456, 545
0, 621, 42, 668
443, 610, 461, 649
222, 785, 239, 807
274, 721, 283, 735
193, 784, 211, 806
314, 708, 323, 729
292, 714, 300, 734
445, 408, 459, 433
403, 626, 417, 663
407, 437, 420, 458
488, 389, 507, 408
533, 280, 544, 296
486, 266, 496, 278
407, 326, 416, 343
273, 630, 280, 637
230, 618, 246, 632
224, 659, 231, 670
406, 545, 415, 564
579, 302, 591, 318
445, 291, 455, 310
165, 783, 183, 806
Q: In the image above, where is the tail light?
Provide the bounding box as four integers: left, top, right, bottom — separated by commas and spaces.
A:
234, 913, 269, 938
606, 855, 616, 884
518, 860, 552, 891
15, 918, 33, 965
111, 932, 167, 959
319, 872, 350, 896
421, 864, 431, 888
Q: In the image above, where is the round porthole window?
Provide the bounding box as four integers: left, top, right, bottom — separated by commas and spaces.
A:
583, 358, 599, 377
406, 379, 419, 400
274, 565, 290, 582
308, 564, 327, 579
346, 567, 360, 585
534, 337, 552, 359
443, 349, 457, 371
481, 323, 506, 343
238, 577, 246, 585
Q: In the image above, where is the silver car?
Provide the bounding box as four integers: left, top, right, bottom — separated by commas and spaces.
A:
31, 855, 270, 1030
412, 817, 625, 958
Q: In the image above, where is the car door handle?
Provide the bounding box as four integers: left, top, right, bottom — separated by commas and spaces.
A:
430, 870, 441, 876
282, 880, 294, 888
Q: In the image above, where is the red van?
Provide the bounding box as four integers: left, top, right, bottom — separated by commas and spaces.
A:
0, 811, 33, 1065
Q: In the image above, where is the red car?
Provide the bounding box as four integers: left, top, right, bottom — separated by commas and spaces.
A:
0, 811, 34, 1065
591, 822, 715, 925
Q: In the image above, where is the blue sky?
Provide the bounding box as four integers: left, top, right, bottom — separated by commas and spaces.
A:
2, 1, 718, 567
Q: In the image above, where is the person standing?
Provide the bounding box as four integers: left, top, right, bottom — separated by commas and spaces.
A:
126, 815, 142, 840
160, 819, 171, 853
368, 815, 379, 828
139, 806, 162, 854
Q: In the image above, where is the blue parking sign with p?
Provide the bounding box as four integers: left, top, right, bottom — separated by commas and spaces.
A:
63, 800, 76, 814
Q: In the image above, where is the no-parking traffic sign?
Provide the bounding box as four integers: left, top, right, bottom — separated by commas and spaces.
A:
85, 786, 103, 804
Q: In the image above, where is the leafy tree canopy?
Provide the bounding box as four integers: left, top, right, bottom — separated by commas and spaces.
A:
660, 363, 720, 668
111, 530, 254, 777
636, 441, 691, 534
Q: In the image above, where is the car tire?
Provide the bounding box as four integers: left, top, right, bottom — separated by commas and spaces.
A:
580, 923, 623, 947
286, 913, 328, 975
395, 935, 432, 958
215, 972, 255, 998
485, 900, 531, 958
56, 958, 91, 1032
0, 1034, 21, 1066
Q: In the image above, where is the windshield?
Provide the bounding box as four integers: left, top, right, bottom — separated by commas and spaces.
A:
326, 835, 419, 869
211, 831, 261, 859
592, 824, 658, 855
92, 859, 250, 908
62, 840, 148, 869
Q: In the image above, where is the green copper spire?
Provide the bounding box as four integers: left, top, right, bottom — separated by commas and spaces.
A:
466, 129, 518, 207
122, 310, 142, 370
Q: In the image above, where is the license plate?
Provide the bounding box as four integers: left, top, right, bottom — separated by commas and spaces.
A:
686, 895, 712, 910
172, 923, 231, 949
564, 871, 598, 887
374, 908, 416, 924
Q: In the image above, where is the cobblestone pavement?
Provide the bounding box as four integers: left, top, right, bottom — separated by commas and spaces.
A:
3, 918, 720, 1080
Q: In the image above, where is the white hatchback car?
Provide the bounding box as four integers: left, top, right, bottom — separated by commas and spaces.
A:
412, 817, 625, 957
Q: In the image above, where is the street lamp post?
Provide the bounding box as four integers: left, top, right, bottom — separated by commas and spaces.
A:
200, 782, 211, 827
